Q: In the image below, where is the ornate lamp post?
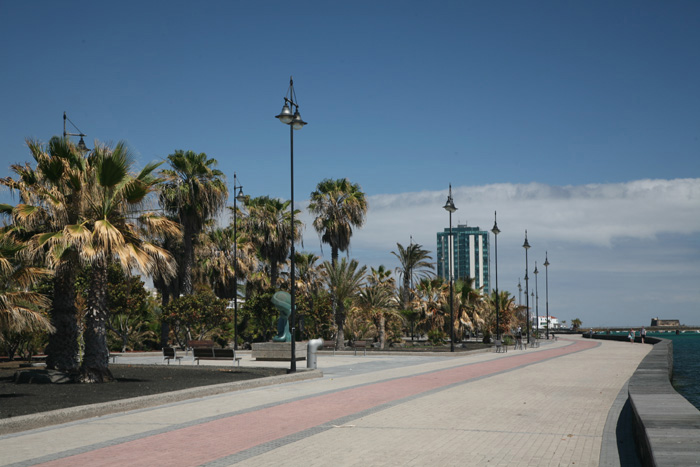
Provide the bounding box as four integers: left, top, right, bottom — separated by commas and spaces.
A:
534, 262, 539, 339
523, 231, 531, 345
63, 112, 90, 153
491, 211, 500, 341
232, 173, 245, 351
544, 253, 550, 339
443, 184, 457, 352
276, 76, 307, 372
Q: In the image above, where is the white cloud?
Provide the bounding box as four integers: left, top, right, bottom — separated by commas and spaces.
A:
297, 178, 700, 327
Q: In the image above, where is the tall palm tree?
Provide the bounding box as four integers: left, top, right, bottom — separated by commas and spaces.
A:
198, 226, 257, 300
1, 137, 87, 371
308, 178, 368, 266
322, 258, 366, 349
243, 196, 302, 288
77, 142, 177, 382
392, 242, 434, 310
159, 150, 228, 295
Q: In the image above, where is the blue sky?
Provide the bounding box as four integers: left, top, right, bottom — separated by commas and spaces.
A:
1, 1, 699, 327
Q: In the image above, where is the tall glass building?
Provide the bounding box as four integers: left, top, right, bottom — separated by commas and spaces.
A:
437, 224, 490, 293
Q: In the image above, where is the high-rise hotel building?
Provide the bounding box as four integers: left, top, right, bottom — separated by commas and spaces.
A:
437, 224, 490, 293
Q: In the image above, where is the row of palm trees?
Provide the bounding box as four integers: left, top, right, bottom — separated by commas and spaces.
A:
1, 136, 526, 383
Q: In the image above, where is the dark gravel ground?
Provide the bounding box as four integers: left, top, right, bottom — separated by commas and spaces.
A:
0, 362, 285, 419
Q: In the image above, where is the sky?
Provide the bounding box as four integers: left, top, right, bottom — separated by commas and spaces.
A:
1, 1, 699, 327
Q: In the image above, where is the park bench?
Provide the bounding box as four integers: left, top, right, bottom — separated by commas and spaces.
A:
321, 339, 337, 355
352, 339, 370, 356
494, 339, 507, 353
193, 347, 242, 367
162, 346, 183, 365
186, 339, 215, 356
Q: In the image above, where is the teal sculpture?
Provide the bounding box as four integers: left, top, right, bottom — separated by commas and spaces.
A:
271, 291, 292, 342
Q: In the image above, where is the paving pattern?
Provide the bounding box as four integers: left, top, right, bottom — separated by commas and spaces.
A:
0, 336, 650, 467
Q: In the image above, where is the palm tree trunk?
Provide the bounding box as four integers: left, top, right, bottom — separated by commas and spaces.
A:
379, 315, 386, 349
270, 261, 279, 289
402, 275, 410, 309
331, 246, 339, 268
335, 301, 345, 350
80, 261, 113, 383
182, 221, 195, 295
45, 258, 80, 372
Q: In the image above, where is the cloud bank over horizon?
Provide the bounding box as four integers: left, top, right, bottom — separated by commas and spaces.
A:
298, 177, 700, 327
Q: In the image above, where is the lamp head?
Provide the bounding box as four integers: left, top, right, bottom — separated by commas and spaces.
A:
292, 109, 307, 130
235, 186, 246, 203
276, 102, 294, 124
522, 230, 531, 250
77, 136, 89, 153
443, 184, 457, 213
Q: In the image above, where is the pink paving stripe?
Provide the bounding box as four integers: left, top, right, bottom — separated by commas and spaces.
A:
38, 339, 596, 467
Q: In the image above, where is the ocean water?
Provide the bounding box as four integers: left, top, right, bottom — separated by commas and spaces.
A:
661, 332, 700, 410
608, 331, 700, 409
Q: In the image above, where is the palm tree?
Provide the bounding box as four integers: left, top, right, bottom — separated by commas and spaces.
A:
322, 258, 366, 349
0, 231, 53, 337
368, 264, 395, 289
1, 137, 87, 371
392, 242, 434, 309
484, 290, 516, 338
77, 142, 177, 382
413, 277, 448, 337
308, 178, 368, 266
356, 283, 396, 349
243, 196, 302, 288
455, 277, 483, 339
159, 150, 228, 295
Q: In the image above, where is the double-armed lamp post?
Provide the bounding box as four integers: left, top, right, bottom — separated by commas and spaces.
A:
276, 77, 307, 373
534, 262, 539, 338
232, 173, 245, 351
63, 112, 90, 153
544, 253, 550, 339
443, 184, 457, 352
491, 212, 500, 341
523, 231, 531, 345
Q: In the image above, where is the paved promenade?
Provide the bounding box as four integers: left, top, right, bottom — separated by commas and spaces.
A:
0, 336, 650, 467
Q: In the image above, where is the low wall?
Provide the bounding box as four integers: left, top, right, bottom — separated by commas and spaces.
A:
586, 334, 700, 466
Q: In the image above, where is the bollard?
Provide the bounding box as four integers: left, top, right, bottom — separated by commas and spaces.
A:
307, 338, 323, 369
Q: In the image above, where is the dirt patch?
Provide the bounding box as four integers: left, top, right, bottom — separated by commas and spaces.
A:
0, 362, 285, 419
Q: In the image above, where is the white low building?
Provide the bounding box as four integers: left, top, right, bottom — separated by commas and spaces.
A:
533, 315, 560, 329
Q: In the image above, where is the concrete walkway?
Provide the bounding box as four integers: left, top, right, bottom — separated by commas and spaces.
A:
0, 336, 650, 467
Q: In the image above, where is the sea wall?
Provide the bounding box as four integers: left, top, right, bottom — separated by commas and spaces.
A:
587, 334, 700, 466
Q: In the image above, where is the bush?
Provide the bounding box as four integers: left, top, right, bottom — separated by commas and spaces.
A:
428, 329, 446, 346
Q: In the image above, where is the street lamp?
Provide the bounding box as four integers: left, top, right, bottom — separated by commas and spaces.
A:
534, 262, 539, 339
63, 112, 90, 153
276, 76, 307, 373
443, 184, 457, 352
523, 231, 531, 345
232, 173, 246, 351
491, 211, 500, 341
544, 252, 550, 339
